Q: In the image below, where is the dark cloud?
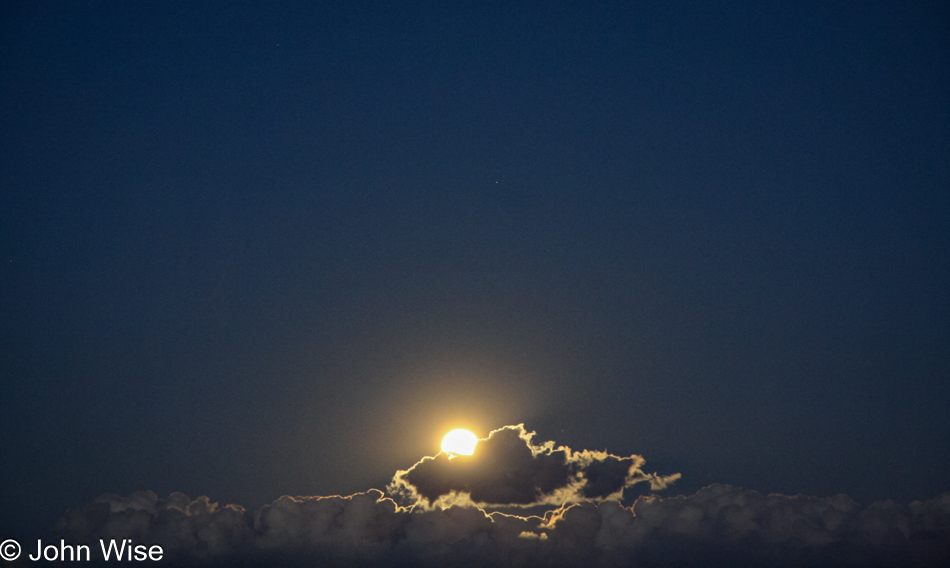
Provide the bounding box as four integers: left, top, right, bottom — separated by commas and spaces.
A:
388, 424, 680, 508
56, 490, 253, 562
56, 484, 950, 567
48, 426, 950, 567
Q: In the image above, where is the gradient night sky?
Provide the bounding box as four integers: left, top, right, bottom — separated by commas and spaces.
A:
2, 1, 948, 541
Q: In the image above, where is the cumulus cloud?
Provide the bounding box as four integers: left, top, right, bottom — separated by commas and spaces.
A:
57, 490, 253, 562
388, 424, 680, 509
55, 425, 950, 567
57, 485, 950, 567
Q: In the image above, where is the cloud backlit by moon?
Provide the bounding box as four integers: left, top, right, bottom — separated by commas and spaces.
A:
53, 425, 950, 567
58, 484, 950, 567
390, 424, 680, 509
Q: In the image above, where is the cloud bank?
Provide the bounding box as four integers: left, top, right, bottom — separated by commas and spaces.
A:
54, 425, 950, 567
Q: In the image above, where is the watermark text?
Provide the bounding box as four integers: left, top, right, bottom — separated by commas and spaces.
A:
0, 539, 164, 562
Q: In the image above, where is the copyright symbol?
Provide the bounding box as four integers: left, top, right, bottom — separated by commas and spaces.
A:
0, 539, 20, 561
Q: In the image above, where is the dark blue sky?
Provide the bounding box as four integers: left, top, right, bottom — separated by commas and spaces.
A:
2, 1, 948, 539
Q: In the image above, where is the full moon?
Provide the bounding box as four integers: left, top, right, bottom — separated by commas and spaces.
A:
441, 428, 479, 456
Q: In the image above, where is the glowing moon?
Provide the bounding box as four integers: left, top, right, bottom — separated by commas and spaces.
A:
441, 429, 478, 456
